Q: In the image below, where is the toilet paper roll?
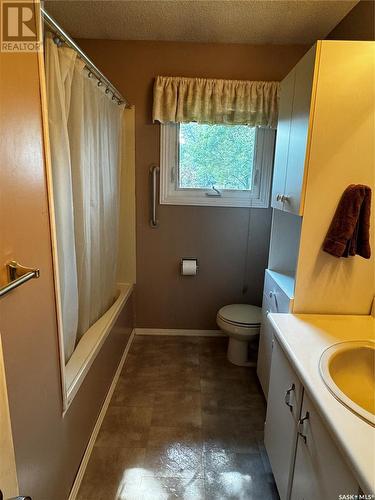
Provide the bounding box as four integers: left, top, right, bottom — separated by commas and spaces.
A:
181, 259, 198, 276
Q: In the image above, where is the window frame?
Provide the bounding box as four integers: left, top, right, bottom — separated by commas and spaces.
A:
159, 123, 275, 208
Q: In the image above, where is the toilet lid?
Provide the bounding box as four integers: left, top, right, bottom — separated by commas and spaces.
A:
218, 304, 262, 326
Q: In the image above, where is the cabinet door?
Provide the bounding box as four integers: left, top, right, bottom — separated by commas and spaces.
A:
265, 339, 303, 500
291, 393, 359, 500
257, 294, 273, 398
283, 45, 316, 215
271, 69, 295, 210
258, 272, 292, 398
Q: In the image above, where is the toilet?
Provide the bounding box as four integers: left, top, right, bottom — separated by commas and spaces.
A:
216, 304, 262, 366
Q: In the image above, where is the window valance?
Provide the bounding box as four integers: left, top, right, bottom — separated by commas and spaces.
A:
153, 76, 279, 129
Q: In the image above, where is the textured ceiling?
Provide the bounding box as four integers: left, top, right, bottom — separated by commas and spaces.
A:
44, 0, 358, 44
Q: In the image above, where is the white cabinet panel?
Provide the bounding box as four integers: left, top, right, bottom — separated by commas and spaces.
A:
271, 69, 295, 211
258, 271, 292, 397
291, 392, 359, 500
268, 209, 302, 278
257, 295, 274, 398
264, 270, 293, 309
271, 44, 316, 216
265, 339, 303, 500
284, 46, 316, 215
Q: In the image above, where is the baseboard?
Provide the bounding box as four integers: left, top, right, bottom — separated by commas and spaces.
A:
68, 328, 135, 500
134, 328, 223, 337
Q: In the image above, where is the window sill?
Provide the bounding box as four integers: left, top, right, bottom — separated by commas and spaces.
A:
160, 194, 269, 208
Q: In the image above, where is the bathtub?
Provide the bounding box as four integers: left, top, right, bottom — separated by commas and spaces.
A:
65, 283, 133, 408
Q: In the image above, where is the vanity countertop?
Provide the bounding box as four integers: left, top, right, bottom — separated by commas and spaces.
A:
268, 313, 375, 494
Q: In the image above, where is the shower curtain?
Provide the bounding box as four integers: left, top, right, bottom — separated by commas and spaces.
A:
45, 34, 124, 362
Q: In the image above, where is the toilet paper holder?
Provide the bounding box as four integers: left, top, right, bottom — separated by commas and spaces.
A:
180, 258, 199, 275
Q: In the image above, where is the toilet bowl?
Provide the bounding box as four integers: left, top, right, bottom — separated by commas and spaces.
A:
216, 304, 262, 366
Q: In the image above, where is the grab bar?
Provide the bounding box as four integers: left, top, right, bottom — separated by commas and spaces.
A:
150, 164, 160, 228
0, 261, 40, 298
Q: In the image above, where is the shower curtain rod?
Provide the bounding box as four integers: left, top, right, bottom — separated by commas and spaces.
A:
41, 7, 130, 107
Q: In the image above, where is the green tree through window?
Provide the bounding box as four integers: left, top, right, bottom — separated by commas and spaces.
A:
179, 123, 256, 190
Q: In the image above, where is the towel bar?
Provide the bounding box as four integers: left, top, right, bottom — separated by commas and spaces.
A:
0, 261, 40, 298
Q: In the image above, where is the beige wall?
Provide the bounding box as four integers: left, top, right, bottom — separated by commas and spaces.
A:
327, 0, 375, 40
79, 40, 308, 329
0, 48, 134, 500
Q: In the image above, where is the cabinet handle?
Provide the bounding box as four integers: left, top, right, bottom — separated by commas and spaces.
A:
297, 411, 310, 443
276, 194, 291, 203
269, 291, 278, 310
284, 383, 295, 411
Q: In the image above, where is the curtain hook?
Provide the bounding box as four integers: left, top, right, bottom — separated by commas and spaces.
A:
88, 71, 92, 78
53, 35, 62, 47
105, 88, 110, 94
97, 80, 103, 87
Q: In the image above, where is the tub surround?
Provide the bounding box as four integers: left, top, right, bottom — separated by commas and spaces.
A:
65, 283, 134, 407
268, 313, 375, 493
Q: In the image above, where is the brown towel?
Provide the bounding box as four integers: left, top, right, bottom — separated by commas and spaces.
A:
323, 184, 372, 259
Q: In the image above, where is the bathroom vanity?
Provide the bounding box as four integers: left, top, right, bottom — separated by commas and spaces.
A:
264, 313, 375, 499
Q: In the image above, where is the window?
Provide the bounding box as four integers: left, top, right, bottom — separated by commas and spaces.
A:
160, 123, 275, 208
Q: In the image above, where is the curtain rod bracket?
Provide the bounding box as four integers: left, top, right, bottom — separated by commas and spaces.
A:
41, 6, 130, 108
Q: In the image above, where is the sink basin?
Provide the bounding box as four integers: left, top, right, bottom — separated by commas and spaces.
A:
320, 340, 375, 426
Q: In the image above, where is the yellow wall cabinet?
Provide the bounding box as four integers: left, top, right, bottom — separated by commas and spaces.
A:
258, 40, 375, 397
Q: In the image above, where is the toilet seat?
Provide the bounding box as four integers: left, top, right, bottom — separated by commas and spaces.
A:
216, 315, 260, 339
217, 304, 262, 327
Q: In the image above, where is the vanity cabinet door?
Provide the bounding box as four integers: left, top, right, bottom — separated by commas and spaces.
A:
271, 69, 295, 211
291, 392, 359, 500
264, 339, 303, 500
